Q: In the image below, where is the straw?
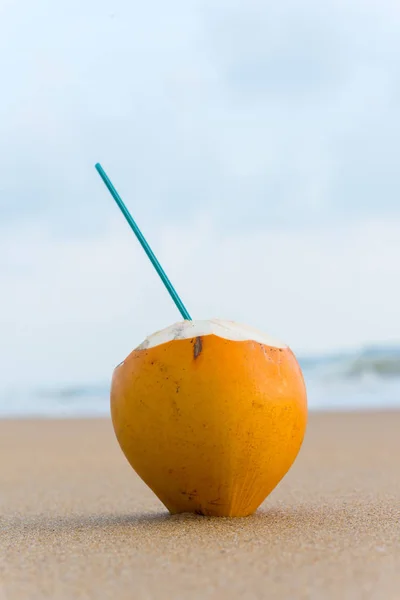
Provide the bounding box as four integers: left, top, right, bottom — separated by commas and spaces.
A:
95, 163, 192, 321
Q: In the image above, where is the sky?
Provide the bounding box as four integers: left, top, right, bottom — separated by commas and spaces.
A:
1, 0, 400, 388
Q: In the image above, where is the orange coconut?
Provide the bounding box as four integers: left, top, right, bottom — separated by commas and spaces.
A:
111, 319, 307, 517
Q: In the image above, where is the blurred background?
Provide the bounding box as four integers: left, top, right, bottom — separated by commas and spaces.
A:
1, 0, 399, 416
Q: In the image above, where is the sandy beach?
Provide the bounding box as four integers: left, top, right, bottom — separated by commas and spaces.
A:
1, 412, 399, 599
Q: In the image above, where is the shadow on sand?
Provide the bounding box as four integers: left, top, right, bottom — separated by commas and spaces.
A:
4, 502, 374, 542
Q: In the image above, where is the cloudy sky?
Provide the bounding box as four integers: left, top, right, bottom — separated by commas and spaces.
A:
1, 0, 400, 388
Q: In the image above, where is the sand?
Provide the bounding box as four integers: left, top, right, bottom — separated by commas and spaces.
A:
0, 412, 399, 600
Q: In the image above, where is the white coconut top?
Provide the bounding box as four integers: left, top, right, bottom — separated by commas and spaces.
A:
136, 319, 287, 350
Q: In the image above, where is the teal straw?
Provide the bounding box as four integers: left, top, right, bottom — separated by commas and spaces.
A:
95, 163, 192, 321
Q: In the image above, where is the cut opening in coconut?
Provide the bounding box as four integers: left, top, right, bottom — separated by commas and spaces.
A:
136, 319, 287, 351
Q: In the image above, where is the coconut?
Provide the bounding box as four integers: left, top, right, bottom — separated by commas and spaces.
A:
111, 319, 307, 517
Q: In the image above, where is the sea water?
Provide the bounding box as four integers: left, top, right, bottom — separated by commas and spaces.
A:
1, 345, 399, 417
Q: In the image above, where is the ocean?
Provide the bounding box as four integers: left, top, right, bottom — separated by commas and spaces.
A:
1, 345, 399, 418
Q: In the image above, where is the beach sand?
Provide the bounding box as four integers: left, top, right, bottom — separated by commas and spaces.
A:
1, 412, 399, 599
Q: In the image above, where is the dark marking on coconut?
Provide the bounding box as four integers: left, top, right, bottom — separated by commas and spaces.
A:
171, 398, 181, 417
193, 336, 203, 359
209, 498, 223, 506
176, 385, 180, 394
181, 489, 198, 500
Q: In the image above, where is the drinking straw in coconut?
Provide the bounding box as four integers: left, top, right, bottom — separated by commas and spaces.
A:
95, 163, 192, 321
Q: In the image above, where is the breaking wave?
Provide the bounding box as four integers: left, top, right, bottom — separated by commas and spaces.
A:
300, 345, 400, 381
